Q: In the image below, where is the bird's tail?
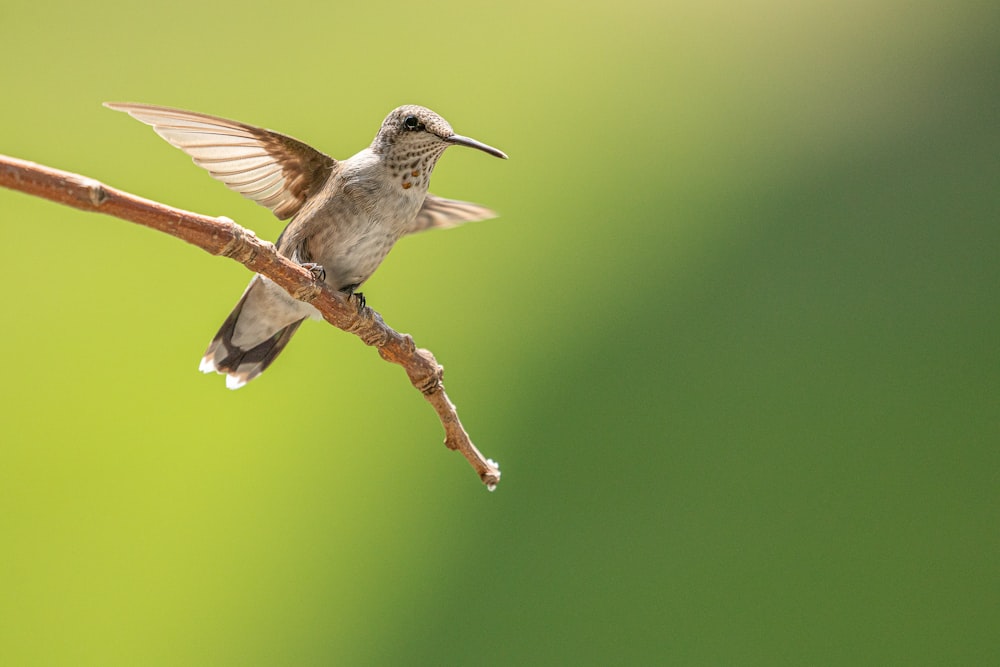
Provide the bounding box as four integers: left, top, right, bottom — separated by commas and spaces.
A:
199, 287, 305, 390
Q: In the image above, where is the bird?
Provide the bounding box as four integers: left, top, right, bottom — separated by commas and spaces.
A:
105, 102, 507, 389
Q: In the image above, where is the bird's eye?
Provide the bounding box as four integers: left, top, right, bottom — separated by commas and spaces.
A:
403, 115, 420, 130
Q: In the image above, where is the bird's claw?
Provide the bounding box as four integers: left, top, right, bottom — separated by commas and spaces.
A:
301, 262, 326, 282
351, 291, 367, 312
339, 283, 366, 313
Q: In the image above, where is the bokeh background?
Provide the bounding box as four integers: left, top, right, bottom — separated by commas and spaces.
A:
1, 0, 997, 664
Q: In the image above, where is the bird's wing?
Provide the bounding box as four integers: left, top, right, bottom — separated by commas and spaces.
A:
408, 194, 499, 234
105, 102, 337, 220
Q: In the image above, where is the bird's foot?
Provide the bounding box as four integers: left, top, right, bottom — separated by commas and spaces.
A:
350, 291, 367, 312
339, 284, 367, 313
301, 262, 326, 282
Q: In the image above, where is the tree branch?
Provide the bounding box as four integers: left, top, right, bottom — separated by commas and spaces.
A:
0, 154, 501, 490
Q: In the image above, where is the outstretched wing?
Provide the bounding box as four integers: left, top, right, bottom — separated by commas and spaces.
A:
409, 194, 499, 234
105, 102, 336, 220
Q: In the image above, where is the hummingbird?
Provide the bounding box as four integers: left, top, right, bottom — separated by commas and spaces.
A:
105, 102, 507, 389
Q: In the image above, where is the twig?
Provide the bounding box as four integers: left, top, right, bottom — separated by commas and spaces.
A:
0, 154, 501, 490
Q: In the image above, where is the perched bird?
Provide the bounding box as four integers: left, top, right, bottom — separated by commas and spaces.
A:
105, 102, 507, 389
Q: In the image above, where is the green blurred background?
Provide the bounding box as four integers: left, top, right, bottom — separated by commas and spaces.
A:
1, 0, 997, 664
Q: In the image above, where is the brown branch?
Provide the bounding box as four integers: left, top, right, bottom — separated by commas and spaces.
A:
0, 154, 501, 490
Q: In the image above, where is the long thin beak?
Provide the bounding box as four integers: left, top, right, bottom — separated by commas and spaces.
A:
447, 134, 508, 159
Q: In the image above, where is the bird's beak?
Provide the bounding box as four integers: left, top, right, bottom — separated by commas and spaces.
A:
447, 134, 508, 159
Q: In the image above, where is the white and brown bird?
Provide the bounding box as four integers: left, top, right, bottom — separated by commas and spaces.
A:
106, 102, 507, 389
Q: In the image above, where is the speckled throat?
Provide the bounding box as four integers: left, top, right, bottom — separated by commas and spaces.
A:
383, 135, 450, 192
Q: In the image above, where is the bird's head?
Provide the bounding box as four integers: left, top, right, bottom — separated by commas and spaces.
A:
372, 105, 507, 161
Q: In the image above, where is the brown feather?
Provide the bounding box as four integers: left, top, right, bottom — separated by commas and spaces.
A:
104, 103, 336, 220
